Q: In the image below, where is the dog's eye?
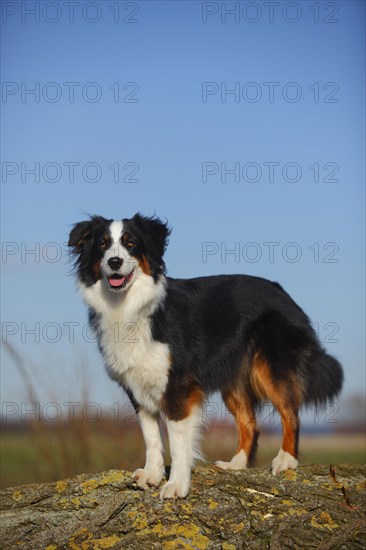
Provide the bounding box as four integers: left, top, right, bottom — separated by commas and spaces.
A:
127, 240, 135, 248
99, 240, 108, 250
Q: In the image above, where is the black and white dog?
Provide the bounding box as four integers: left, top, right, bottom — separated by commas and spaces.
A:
68, 213, 343, 499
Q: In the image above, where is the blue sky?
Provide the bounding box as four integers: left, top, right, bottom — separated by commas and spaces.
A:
1, 1, 365, 423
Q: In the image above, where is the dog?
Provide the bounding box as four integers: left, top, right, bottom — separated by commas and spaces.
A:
68, 213, 343, 499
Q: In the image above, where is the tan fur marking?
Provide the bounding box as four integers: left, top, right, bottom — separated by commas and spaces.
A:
138, 255, 152, 276
251, 354, 301, 457
224, 390, 256, 457
183, 386, 205, 418
92, 258, 102, 279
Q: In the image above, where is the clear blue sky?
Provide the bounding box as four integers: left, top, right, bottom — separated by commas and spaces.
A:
1, 1, 365, 423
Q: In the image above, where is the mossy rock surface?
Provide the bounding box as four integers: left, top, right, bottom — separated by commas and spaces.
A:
1, 464, 365, 549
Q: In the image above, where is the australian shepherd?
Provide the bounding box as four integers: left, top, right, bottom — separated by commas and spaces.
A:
68, 213, 343, 499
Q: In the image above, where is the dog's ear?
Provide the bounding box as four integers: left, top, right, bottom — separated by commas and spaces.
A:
131, 213, 171, 259
68, 216, 108, 251
68, 221, 94, 251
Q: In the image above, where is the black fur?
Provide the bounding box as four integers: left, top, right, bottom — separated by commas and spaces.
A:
151, 274, 343, 418
68, 215, 112, 286
123, 213, 171, 281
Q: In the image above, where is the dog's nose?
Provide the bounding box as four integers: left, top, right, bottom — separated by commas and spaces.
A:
108, 257, 123, 271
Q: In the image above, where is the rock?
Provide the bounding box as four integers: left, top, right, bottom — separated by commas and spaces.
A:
0, 464, 365, 549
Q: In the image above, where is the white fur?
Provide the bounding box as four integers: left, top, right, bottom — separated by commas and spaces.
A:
160, 406, 202, 499
271, 449, 299, 475
102, 221, 137, 277
215, 449, 248, 471
133, 409, 165, 488
109, 220, 124, 245
79, 272, 170, 415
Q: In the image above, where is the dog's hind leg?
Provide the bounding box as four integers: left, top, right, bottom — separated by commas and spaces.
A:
216, 390, 259, 470
271, 402, 299, 474
251, 355, 301, 474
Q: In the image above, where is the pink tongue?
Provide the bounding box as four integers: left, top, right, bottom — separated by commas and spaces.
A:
109, 277, 125, 287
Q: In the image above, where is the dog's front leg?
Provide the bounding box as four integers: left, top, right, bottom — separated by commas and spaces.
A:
133, 408, 165, 489
160, 406, 202, 499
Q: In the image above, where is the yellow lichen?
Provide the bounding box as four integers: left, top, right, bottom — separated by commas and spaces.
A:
71, 498, 82, 509
311, 512, 339, 531
271, 488, 279, 495
81, 471, 126, 494
222, 545, 236, 550
12, 491, 23, 502
59, 497, 81, 510
152, 522, 209, 549
181, 503, 193, 513
55, 480, 68, 493
152, 523, 166, 536
81, 479, 99, 495
281, 499, 294, 506
284, 469, 297, 481
231, 522, 244, 533
287, 507, 307, 517
132, 515, 148, 530
58, 498, 68, 509
68, 527, 93, 550
45, 546, 58, 550
322, 483, 337, 491
91, 535, 121, 549
100, 471, 126, 485
208, 499, 218, 510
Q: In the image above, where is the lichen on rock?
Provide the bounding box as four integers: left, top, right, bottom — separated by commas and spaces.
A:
0, 464, 365, 549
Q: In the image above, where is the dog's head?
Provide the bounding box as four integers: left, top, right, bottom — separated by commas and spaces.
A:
68, 213, 171, 292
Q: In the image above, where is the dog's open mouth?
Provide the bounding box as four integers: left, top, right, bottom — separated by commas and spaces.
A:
108, 271, 134, 290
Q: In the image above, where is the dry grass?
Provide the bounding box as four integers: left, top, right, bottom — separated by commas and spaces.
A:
1, 419, 364, 488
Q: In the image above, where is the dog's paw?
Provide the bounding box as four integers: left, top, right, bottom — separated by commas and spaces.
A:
133, 467, 164, 490
271, 449, 298, 475
159, 479, 190, 499
215, 449, 248, 471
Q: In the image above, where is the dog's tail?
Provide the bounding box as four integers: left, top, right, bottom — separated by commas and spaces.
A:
302, 349, 343, 406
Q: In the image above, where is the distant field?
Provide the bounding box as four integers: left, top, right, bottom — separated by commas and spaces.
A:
1, 421, 364, 488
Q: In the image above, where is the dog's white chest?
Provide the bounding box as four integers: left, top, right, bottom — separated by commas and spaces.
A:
80, 275, 170, 414
100, 315, 170, 414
